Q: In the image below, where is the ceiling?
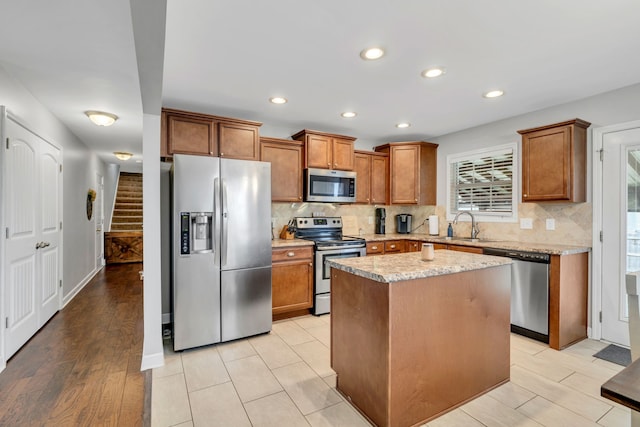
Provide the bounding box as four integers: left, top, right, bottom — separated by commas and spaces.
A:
2, 0, 640, 167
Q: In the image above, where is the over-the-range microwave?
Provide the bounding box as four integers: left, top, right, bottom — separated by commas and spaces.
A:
305, 168, 356, 203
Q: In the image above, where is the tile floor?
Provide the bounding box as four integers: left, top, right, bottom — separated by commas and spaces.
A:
152, 315, 631, 427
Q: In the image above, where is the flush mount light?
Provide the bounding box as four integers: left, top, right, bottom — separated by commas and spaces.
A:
269, 97, 288, 104
341, 111, 357, 118
113, 151, 133, 161
360, 47, 385, 60
396, 122, 411, 129
421, 67, 446, 78
85, 110, 118, 126
483, 90, 505, 99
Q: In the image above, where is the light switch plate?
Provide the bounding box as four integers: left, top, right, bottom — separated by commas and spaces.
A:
546, 218, 555, 230
520, 218, 533, 229
368, 216, 373, 224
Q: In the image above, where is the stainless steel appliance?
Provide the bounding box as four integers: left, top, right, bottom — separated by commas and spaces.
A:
483, 248, 550, 343
396, 214, 412, 234
375, 207, 386, 234
172, 154, 272, 351
294, 217, 366, 315
304, 168, 356, 203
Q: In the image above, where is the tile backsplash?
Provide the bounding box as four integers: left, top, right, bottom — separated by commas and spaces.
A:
271, 202, 592, 247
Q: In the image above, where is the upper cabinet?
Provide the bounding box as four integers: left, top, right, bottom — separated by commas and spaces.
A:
260, 137, 304, 202
161, 108, 262, 160
518, 118, 590, 203
354, 150, 389, 205
291, 129, 356, 171
375, 141, 438, 205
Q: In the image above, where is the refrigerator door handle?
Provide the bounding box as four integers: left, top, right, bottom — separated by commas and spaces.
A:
213, 177, 219, 261
221, 178, 228, 266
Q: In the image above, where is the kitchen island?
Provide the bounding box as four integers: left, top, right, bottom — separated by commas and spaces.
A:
327, 250, 512, 427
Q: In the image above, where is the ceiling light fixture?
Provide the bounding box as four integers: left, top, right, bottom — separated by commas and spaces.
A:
483, 90, 505, 99
421, 67, 446, 78
113, 151, 133, 161
269, 97, 288, 104
396, 122, 411, 129
341, 111, 357, 118
85, 110, 118, 126
360, 47, 385, 60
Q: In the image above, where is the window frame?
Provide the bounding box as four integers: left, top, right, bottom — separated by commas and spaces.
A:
446, 142, 518, 223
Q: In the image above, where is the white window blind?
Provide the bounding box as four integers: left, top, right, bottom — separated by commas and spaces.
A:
449, 148, 514, 216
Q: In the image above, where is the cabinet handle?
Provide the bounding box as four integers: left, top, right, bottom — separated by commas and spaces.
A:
372, 246, 378, 250
298, 196, 302, 200
524, 194, 528, 197
415, 199, 418, 202
327, 162, 331, 167
210, 151, 213, 155
220, 152, 224, 156
309, 263, 313, 266
287, 251, 295, 257
390, 245, 396, 249
334, 163, 337, 167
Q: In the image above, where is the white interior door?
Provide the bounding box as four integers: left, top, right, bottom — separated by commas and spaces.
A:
4, 118, 61, 358
601, 126, 640, 346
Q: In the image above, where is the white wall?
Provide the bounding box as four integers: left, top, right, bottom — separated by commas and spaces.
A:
0, 64, 106, 369
103, 163, 120, 231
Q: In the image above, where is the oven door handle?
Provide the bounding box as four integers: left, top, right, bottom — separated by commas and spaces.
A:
317, 244, 366, 251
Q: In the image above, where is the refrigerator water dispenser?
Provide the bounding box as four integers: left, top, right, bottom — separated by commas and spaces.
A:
180, 212, 213, 254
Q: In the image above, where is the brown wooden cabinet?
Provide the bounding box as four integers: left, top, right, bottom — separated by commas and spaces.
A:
384, 240, 404, 253
260, 137, 303, 202
519, 118, 590, 203
354, 150, 389, 204
375, 141, 438, 205
446, 244, 484, 254
292, 129, 356, 171
366, 242, 385, 255
161, 108, 262, 160
405, 240, 422, 252
271, 246, 314, 317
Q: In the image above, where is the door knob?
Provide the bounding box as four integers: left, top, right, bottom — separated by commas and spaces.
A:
35, 242, 42, 249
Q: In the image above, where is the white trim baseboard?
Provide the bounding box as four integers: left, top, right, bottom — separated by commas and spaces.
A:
141, 351, 165, 371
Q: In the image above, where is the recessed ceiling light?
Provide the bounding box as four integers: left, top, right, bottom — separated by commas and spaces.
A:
396, 122, 411, 129
483, 90, 505, 98
85, 111, 118, 126
421, 67, 446, 78
360, 47, 385, 60
269, 97, 288, 104
341, 111, 357, 118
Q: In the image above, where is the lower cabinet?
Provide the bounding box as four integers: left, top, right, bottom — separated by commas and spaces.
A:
272, 246, 314, 317
446, 244, 484, 254
405, 240, 422, 252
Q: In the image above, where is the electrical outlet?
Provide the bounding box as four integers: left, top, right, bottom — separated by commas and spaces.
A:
520, 218, 533, 229
546, 218, 555, 230
368, 216, 373, 224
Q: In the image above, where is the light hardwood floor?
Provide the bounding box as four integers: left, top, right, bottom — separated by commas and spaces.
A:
152, 316, 631, 427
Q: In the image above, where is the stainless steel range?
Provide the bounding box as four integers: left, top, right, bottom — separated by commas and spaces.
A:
294, 217, 366, 315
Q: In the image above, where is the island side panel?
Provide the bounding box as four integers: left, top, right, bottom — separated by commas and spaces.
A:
549, 252, 589, 350
388, 265, 511, 426
331, 268, 391, 427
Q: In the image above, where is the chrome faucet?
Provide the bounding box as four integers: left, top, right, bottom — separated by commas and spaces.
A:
453, 211, 480, 240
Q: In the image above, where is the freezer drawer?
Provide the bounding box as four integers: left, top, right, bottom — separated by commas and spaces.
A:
221, 266, 272, 341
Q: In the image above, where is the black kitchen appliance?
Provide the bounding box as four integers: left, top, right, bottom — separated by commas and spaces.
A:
375, 208, 386, 234
396, 214, 412, 234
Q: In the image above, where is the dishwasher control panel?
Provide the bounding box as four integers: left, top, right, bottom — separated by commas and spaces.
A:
482, 248, 550, 264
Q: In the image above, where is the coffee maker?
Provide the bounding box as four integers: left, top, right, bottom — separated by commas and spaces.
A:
375, 208, 386, 234
396, 214, 412, 234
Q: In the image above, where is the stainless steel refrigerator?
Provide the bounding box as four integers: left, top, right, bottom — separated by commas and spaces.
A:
172, 154, 272, 351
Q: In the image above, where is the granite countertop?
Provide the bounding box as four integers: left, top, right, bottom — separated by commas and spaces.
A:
355, 233, 590, 255
271, 238, 314, 248
327, 249, 512, 283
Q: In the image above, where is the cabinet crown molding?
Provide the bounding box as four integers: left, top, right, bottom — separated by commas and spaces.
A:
517, 118, 591, 135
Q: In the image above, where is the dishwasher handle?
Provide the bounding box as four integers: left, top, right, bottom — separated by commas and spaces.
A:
483, 248, 550, 264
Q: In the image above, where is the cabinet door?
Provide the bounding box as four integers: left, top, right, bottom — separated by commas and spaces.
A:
260, 140, 303, 202
384, 240, 404, 253
332, 137, 355, 170
272, 248, 314, 315
219, 122, 260, 160
390, 145, 419, 204
354, 152, 371, 204
306, 134, 332, 169
167, 114, 216, 156
522, 125, 571, 202
447, 244, 483, 254
405, 241, 422, 252
370, 154, 388, 204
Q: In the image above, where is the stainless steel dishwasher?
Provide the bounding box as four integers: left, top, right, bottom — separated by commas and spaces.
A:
483, 248, 550, 343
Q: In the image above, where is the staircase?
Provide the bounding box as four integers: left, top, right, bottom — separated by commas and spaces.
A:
111, 172, 143, 231
105, 172, 143, 264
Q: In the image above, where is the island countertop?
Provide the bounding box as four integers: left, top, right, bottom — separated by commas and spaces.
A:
327, 249, 511, 283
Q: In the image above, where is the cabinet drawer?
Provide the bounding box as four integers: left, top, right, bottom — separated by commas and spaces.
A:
272, 246, 313, 262
405, 240, 422, 252
384, 240, 404, 253
366, 242, 384, 255
447, 244, 483, 254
